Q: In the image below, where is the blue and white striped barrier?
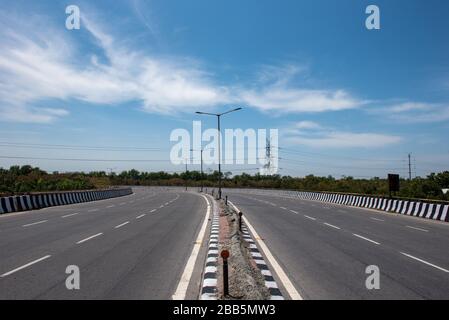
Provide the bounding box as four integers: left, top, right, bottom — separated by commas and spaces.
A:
223, 188, 449, 222
0, 188, 133, 214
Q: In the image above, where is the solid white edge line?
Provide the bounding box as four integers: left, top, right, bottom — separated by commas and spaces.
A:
76, 232, 103, 244
1, 255, 51, 277
352, 233, 380, 245
400, 252, 449, 273
114, 221, 130, 229
172, 194, 211, 300
229, 201, 303, 300
22, 220, 47, 227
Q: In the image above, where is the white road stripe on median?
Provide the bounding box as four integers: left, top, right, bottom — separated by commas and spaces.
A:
400, 252, 449, 273
304, 215, 316, 221
76, 233, 103, 244
406, 226, 429, 232
352, 233, 380, 245
62, 212, 79, 218
323, 222, 341, 230
1, 255, 51, 277
229, 201, 303, 300
370, 217, 384, 222
136, 214, 146, 219
114, 221, 129, 229
22, 220, 47, 227
173, 194, 211, 300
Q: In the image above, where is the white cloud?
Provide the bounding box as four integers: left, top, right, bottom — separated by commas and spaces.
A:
295, 121, 322, 130
240, 87, 361, 114
386, 102, 449, 123
0, 11, 367, 123
284, 122, 401, 148
287, 132, 402, 148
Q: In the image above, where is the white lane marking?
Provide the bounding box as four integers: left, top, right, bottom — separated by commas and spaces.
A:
136, 214, 146, 219
304, 215, 316, 221
22, 220, 47, 227
114, 221, 130, 229
150, 209, 156, 213
1, 255, 51, 277
119, 202, 126, 206
62, 212, 79, 218
173, 194, 211, 300
370, 217, 384, 222
323, 222, 341, 230
165, 202, 169, 205
352, 233, 380, 245
229, 201, 303, 300
338, 209, 347, 213
159, 205, 164, 208
290, 210, 299, 214
406, 226, 429, 232
87, 209, 98, 212
280, 207, 287, 210
76, 233, 103, 244
400, 252, 449, 273
106, 205, 115, 208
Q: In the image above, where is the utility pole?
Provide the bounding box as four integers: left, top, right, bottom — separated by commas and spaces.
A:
408, 153, 412, 180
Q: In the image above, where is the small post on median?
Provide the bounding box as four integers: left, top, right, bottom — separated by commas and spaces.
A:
238, 211, 243, 232
221, 249, 230, 297
225, 195, 228, 206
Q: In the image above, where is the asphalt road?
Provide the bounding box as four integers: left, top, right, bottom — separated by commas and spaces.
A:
224, 190, 449, 299
0, 187, 207, 299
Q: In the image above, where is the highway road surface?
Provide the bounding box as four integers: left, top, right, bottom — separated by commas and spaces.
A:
0, 187, 208, 299
224, 190, 449, 299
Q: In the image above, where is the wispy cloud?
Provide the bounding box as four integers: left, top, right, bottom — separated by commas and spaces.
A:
238, 63, 364, 114
0, 10, 366, 123
284, 122, 402, 148
380, 102, 449, 123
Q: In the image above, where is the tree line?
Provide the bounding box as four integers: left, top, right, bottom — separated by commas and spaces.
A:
1, 165, 448, 201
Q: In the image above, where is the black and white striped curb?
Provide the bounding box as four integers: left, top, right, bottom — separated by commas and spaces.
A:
0, 188, 133, 214
200, 199, 219, 300
225, 188, 449, 223
241, 223, 284, 300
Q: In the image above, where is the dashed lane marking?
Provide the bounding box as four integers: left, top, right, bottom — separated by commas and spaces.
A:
62, 212, 79, 218
406, 226, 429, 232
76, 233, 103, 244
22, 220, 47, 227
323, 222, 341, 230
400, 252, 449, 273
1, 255, 51, 277
136, 214, 146, 219
304, 215, 316, 221
352, 233, 380, 245
114, 221, 129, 229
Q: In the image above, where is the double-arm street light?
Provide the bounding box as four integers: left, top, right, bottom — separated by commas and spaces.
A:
195, 107, 242, 199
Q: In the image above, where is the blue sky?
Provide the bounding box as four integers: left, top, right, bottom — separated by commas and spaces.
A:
0, 0, 448, 178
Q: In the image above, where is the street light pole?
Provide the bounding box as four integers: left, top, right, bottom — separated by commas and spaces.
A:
217, 114, 221, 199
195, 107, 242, 199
